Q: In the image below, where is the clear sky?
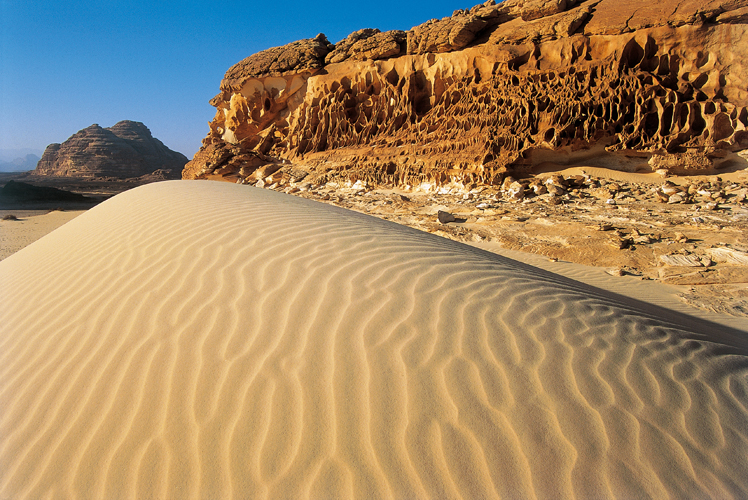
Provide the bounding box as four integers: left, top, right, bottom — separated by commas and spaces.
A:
0, 0, 474, 160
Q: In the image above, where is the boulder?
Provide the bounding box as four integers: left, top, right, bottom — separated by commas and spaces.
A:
221, 34, 333, 91
326, 29, 407, 64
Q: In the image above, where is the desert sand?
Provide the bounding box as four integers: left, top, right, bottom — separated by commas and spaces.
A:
0, 210, 86, 261
1, 180, 747, 499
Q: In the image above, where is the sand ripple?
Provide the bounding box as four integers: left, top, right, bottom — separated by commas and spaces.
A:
1, 180, 747, 499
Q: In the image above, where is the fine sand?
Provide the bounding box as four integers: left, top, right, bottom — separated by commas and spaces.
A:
1, 180, 747, 499
468, 243, 748, 332
0, 210, 87, 261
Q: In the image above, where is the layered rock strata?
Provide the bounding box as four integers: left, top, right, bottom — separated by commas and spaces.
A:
184, 0, 748, 190
36, 121, 187, 179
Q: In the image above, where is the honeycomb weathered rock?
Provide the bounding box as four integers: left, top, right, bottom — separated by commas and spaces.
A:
185, 0, 748, 189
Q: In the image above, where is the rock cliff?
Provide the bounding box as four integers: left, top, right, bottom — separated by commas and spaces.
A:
36, 121, 187, 179
184, 0, 748, 189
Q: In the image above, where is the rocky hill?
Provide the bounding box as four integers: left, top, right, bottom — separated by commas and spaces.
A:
184, 0, 748, 189
35, 121, 187, 179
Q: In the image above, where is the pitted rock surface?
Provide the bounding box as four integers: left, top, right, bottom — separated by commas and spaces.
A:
185, 0, 748, 190
35, 121, 187, 179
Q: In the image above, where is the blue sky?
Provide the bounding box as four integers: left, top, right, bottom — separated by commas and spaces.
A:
0, 0, 473, 160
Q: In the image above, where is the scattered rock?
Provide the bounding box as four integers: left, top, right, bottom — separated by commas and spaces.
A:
438, 210, 457, 223
707, 247, 748, 265
668, 193, 689, 204
660, 254, 703, 267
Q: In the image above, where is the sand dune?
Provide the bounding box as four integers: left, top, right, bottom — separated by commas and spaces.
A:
1, 180, 747, 499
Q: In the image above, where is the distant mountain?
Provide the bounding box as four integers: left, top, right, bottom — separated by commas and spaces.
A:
0, 154, 40, 172
34, 121, 187, 179
0, 148, 43, 162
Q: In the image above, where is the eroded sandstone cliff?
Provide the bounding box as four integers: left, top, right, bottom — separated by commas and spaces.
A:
184, 0, 748, 189
36, 121, 187, 179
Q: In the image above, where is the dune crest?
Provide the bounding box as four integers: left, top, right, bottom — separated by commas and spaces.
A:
1, 180, 747, 499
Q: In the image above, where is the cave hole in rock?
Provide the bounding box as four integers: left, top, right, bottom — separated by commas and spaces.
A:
703, 102, 716, 115
345, 105, 358, 122
690, 108, 706, 135
641, 57, 657, 73
623, 103, 636, 122
712, 113, 734, 142
621, 39, 645, 69
385, 68, 399, 87
692, 73, 708, 90
695, 91, 708, 102
661, 104, 674, 133
656, 55, 670, 75
644, 112, 659, 137
739, 107, 748, 127
695, 51, 710, 69
638, 75, 653, 86
676, 104, 689, 128
735, 130, 748, 146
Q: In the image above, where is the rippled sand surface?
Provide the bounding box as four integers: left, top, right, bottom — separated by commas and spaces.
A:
1, 180, 747, 499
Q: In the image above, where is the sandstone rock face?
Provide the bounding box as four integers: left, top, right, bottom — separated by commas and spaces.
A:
220, 34, 333, 91
185, 0, 748, 189
35, 121, 187, 179
325, 29, 406, 64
